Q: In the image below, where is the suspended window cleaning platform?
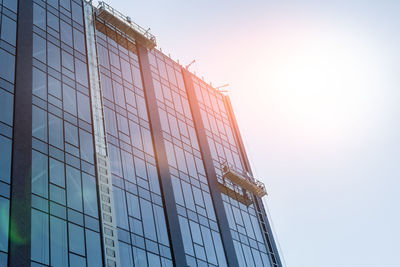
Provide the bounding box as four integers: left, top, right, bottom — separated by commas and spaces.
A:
221, 163, 268, 198
96, 1, 156, 49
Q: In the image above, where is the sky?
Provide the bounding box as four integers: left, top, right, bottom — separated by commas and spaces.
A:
100, 1, 400, 266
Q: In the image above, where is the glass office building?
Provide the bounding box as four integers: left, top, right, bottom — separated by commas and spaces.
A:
0, 1, 282, 266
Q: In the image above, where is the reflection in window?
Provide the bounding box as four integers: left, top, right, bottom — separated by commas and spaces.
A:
32, 150, 48, 198
0, 135, 12, 184
49, 114, 63, 149
1, 15, 16, 45
77, 92, 91, 122
66, 166, 82, 212
33, 33, 46, 63
50, 158, 65, 187
0, 197, 9, 253
33, 68, 47, 100
82, 173, 98, 218
68, 223, 85, 256
47, 42, 61, 71
85, 230, 103, 267
50, 216, 68, 267
48, 76, 61, 99
60, 20, 72, 46
75, 59, 88, 86
63, 84, 77, 116
31, 209, 49, 264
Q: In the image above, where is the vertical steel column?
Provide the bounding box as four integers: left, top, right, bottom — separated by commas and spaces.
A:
224, 96, 283, 267
8, 0, 33, 266
83, 2, 121, 267
182, 69, 240, 267
136, 45, 187, 267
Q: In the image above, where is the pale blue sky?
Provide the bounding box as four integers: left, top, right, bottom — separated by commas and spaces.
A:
101, 1, 400, 266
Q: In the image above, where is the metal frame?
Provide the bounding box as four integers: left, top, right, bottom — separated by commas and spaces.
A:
96, 1, 156, 49
221, 161, 268, 197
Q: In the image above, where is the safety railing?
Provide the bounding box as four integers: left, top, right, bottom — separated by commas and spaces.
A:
96, 1, 156, 49
221, 162, 268, 197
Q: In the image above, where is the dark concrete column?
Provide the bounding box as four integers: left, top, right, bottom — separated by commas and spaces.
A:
136, 45, 187, 267
182, 69, 240, 267
8, 0, 34, 266
224, 96, 283, 267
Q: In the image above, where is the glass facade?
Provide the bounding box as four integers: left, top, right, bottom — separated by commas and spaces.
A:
95, 19, 173, 267
0, 0, 17, 265
30, 0, 102, 266
2, 1, 281, 266
192, 76, 276, 267
147, 49, 228, 267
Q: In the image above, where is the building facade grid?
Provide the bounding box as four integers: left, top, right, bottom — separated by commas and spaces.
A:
0, 1, 282, 266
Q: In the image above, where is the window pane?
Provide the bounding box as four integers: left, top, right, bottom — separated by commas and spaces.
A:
0, 49, 15, 82
0, 197, 9, 252
69, 253, 86, 267
33, 3, 45, 29
31, 209, 49, 264
49, 114, 64, 149
0, 90, 13, 126
48, 76, 61, 99
108, 144, 122, 177
49, 158, 65, 188
113, 81, 125, 107
154, 205, 169, 246
75, 59, 88, 86
133, 247, 147, 267
73, 29, 85, 54
50, 216, 68, 267
77, 92, 91, 122
32, 150, 48, 198
0, 136, 12, 184
33, 33, 46, 63
85, 230, 103, 267
32, 106, 47, 141
3, 0, 18, 12
119, 241, 133, 267
121, 150, 134, 181
66, 166, 82, 211
68, 223, 85, 256
79, 129, 93, 163
71, 2, 83, 25
33, 67, 47, 100
82, 173, 98, 218
1, 15, 17, 45
48, 42, 61, 71
60, 0, 71, 11
60, 21, 72, 46
178, 216, 194, 256
113, 187, 128, 229
63, 84, 76, 115
50, 184, 66, 205
200, 226, 217, 265
140, 199, 156, 241
62, 51, 74, 71
64, 122, 78, 146
47, 11, 59, 31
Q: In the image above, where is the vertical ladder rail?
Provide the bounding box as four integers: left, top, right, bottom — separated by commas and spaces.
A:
83, 2, 121, 267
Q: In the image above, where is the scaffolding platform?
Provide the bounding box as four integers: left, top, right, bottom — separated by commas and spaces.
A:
218, 182, 253, 206
221, 163, 268, 198
96, 1, 156, 49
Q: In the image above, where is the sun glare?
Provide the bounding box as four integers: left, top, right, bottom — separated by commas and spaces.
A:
248, 24, 383, 147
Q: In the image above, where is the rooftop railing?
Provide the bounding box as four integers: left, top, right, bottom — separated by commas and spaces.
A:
96, 1, 156, 49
